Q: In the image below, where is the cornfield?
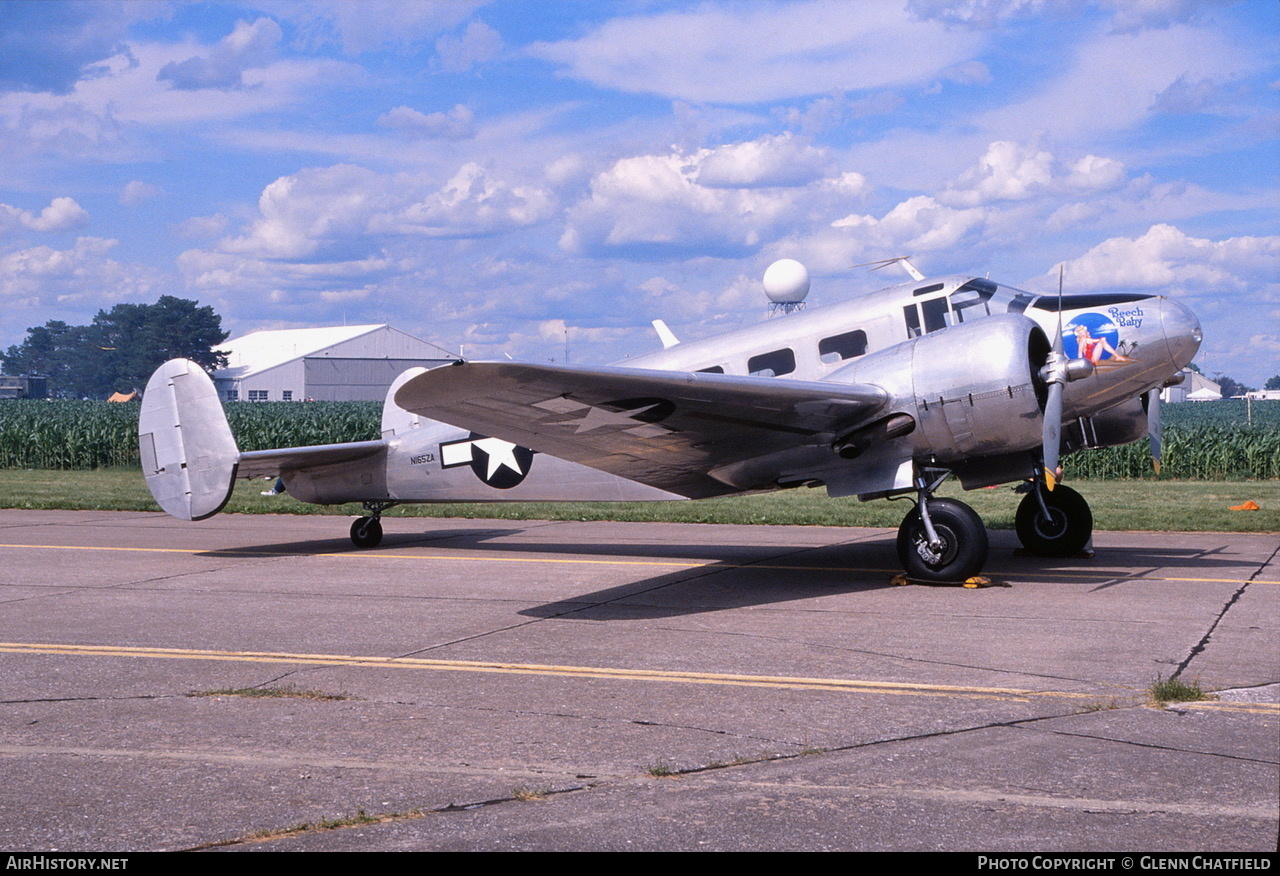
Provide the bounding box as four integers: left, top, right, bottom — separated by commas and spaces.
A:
0, 398, 1276, 479
0, 400, 380, 470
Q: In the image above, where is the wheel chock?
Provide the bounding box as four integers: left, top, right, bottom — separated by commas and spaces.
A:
890, 573, 995, 588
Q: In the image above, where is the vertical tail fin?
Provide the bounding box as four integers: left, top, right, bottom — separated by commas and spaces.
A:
138, 359, 239, 520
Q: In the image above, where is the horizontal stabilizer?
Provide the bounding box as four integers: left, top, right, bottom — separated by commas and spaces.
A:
237, 441, 387, 480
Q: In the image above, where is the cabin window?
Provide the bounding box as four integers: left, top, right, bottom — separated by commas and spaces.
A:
904, 305, 922, 338
921, 297, 950, 333
818, 330, 868, 364
696, 365, 725, 374
747, 348, 796, 377
905, 295, 956, 337
912, 283, 944, 296
950, 281, 995, 323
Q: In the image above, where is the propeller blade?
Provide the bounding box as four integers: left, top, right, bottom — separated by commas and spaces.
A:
1043, 380, 1063, 490
1147, 387, 1163, 475
1040, 264, 1066, 491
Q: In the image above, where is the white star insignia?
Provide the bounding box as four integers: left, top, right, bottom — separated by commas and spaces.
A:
471, 437, 523, 479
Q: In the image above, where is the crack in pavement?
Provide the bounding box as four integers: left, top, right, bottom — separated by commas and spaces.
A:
1175, 540, 1280, 680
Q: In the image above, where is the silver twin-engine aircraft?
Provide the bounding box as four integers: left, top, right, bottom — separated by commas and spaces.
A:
139, 259, 1201, 582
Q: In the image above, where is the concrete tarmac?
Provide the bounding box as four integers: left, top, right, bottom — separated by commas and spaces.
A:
0, 509, 1275, 852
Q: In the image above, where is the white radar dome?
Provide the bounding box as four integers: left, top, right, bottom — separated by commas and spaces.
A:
763, 259, 810, 304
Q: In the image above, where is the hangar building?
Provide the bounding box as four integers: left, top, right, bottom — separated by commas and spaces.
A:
213, 324, 453, 402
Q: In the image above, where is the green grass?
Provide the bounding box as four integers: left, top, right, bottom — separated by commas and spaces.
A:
1148, 675, 1212, 706
0, 468, 1275, 532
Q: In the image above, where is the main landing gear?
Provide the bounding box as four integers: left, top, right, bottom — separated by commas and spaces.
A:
895, 467, 988, 582
349, 502, 396, 548
1015, 482, 1093, 557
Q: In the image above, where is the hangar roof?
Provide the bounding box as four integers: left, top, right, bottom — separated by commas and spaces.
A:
216, 325, 390, 378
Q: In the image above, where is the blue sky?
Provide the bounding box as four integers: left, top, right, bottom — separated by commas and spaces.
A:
1, 0, 1277, 386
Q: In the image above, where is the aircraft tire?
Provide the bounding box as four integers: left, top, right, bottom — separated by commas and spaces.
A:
896, 498, 988, 582
350, 516, 383, 548
1015, 485, 1092, 557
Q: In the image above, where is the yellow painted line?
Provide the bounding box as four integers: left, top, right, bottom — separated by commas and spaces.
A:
0, 542, 1267, 585
0, 542, 710, 569
1181, 701, 1280, 716
0, 641, 1100, 702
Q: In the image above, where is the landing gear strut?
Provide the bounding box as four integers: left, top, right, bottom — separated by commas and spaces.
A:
895, 467, 988, 582
1015, 483, 1092, 557
350, 502, 396, 548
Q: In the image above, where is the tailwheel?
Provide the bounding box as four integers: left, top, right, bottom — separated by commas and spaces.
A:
349, 516, 383, 548
1015, 484, 1092, 557
896, 498, 988, 583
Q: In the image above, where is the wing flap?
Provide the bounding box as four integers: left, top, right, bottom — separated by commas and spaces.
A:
394, 362, 887, 497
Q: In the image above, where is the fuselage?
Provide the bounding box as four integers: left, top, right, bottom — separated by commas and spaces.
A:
288, 274, 1201, 506
623, 274, 1200, 418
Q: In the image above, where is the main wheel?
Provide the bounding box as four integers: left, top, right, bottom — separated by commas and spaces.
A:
350, 516, 383, 548
1015, 484, 1092, 557
896, 498, 988, 582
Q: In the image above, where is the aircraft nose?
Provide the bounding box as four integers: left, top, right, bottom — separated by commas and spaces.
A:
1160, 297, 1202, 371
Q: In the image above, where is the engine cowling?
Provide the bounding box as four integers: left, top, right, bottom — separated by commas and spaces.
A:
828, 313, 1049, 464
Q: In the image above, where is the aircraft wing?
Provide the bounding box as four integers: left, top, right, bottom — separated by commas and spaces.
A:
237, 440, 388, 480
394, 361, 888, 498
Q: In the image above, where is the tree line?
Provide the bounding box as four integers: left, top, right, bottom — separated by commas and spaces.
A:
1, 296, 228, 399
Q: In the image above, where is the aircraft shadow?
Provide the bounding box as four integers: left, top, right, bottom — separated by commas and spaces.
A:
192, 527, 1262, 618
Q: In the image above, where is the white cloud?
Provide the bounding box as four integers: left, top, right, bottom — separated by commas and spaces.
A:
0, 1, 140, 95
1149, 74, 1239, 115
1057, 224, 1279, 294
0, 236, 157, 313
696, 134, 830, 189
282, 0, 485, 55
218, 161, 555, 261
120, 180, 161, 206
0, 196, 90, 233
940, 141, 1126, 207
371, 162, 554, 237
940, 60, 993, 86
377, 104, 476, 140
976, 22, 1259, 144
561, 148, 802, 257
434, 20, 503, 73
157, 18, 282, 90
907, 0, 1215, 32
530, 2, 981, 104
560, 138, 871, 259
219, 164, 387, 260
175, 214, 231, 239
835, 196, 990, 253
179, 161, 556, 318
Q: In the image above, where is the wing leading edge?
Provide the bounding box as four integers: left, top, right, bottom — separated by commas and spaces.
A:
394, 361, 888, 498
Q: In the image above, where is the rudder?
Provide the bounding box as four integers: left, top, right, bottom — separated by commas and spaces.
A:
138, 359, 239, 520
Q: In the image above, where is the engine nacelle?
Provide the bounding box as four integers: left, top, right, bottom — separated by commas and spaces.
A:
828, 314, 1048, 464
1063, 395, 1147, 454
